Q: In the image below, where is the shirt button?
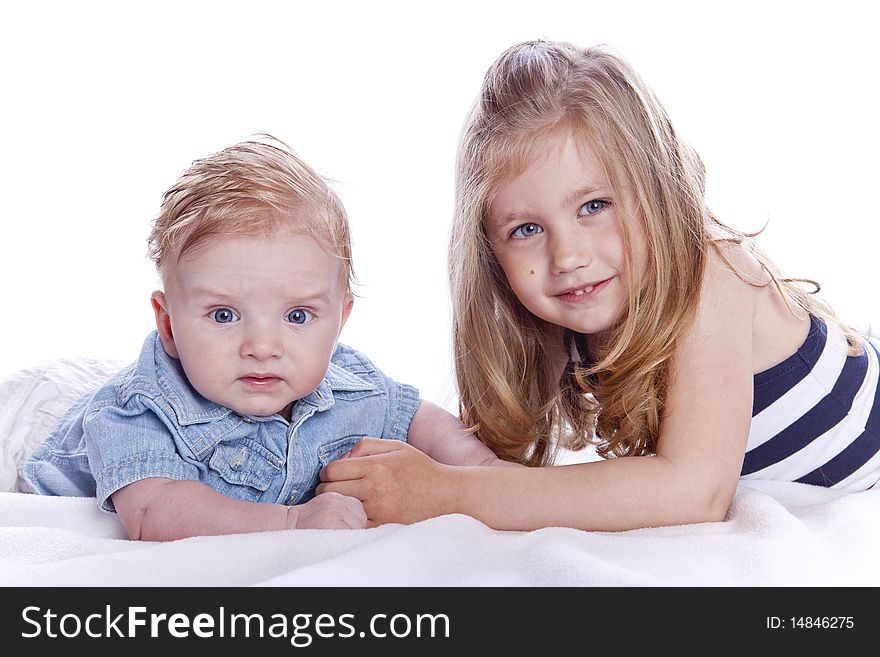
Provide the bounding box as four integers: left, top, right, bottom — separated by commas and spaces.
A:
287, 491, 298, 504
230, 448, 247, 470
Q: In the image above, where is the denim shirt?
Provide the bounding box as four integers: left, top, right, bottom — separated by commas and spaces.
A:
23, 332, 420, 512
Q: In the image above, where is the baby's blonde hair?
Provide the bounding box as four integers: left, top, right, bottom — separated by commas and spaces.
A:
451, 40, 855, 466
148, 136, 353, 292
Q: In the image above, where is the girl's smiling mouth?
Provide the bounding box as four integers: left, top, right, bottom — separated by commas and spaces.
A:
555, 277, 612, 303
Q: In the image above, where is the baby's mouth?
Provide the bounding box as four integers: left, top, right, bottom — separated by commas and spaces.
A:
240, 375, 282, 388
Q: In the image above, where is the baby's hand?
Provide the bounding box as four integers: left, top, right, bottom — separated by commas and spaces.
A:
288, 491, 367, 529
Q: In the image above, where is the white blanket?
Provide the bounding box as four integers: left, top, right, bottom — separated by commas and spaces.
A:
2, 360, 879, 587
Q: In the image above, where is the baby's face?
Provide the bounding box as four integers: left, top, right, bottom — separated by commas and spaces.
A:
155, 226, 352, 419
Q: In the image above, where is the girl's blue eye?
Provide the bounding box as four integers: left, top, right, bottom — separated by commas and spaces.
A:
579, 200, 608, 216
212, 308, 239, 324
510, 223, 543, 239
286, 309, 312, 324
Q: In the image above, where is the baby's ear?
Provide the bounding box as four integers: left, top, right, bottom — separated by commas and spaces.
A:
340, 294, 354, 329
150, 291, 179, 359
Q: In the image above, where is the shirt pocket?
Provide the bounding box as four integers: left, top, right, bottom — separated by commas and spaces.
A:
317, 435, 362, 468
208, 439, 284, 493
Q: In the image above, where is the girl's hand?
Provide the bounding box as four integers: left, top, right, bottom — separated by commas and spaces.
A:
289, 491, 367, 529
317, 438, 457, 526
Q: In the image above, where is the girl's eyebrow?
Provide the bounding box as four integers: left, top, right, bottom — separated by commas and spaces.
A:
489, 183, 607, 228
488, 209, 533, 230
562, 184, 606, 208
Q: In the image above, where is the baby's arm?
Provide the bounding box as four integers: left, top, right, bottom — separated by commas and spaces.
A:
111, 478, 365, 541
403, 399, 521, 467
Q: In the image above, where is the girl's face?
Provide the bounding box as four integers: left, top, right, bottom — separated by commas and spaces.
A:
486, 132, 647, 337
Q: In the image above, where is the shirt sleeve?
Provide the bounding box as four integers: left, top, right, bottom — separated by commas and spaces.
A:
83, 396, 201, 512
378, 372, 421, 443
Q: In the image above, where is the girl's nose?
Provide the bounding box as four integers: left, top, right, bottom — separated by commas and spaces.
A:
549, 229, 592, 275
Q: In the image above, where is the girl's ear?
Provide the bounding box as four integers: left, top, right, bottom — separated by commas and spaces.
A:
151, 291, 179, 359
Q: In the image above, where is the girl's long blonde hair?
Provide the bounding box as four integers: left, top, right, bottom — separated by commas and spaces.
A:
450, 40, 856, 466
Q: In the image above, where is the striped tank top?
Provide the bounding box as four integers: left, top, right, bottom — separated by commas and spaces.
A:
742, 315, 880, 492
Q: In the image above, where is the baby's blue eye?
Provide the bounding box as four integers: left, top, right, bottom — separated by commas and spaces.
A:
286, 309, 312, 324
212, 308, 239, 323
579, 200, 608, 216
510, 223, 543, 239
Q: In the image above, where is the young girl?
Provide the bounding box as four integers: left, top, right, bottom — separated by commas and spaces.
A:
318, 40, 880, 531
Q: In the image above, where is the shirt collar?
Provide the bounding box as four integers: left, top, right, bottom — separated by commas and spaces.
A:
294, 355, 378, 413
142, 332, 376, 425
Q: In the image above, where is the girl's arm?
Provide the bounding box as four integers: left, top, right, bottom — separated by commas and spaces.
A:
319, 253, 756, 531
111, 478, 366, 541
400, 399, 522, 467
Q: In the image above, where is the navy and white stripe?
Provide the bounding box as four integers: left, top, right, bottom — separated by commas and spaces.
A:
742, 315, 880, 492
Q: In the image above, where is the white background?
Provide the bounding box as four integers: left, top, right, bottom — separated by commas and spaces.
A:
2, 0, 878, 412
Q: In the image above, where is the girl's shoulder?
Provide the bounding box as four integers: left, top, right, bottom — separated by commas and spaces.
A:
669, 242, 758, 380
701, 240, 811, 374
697, 241, 763, 322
